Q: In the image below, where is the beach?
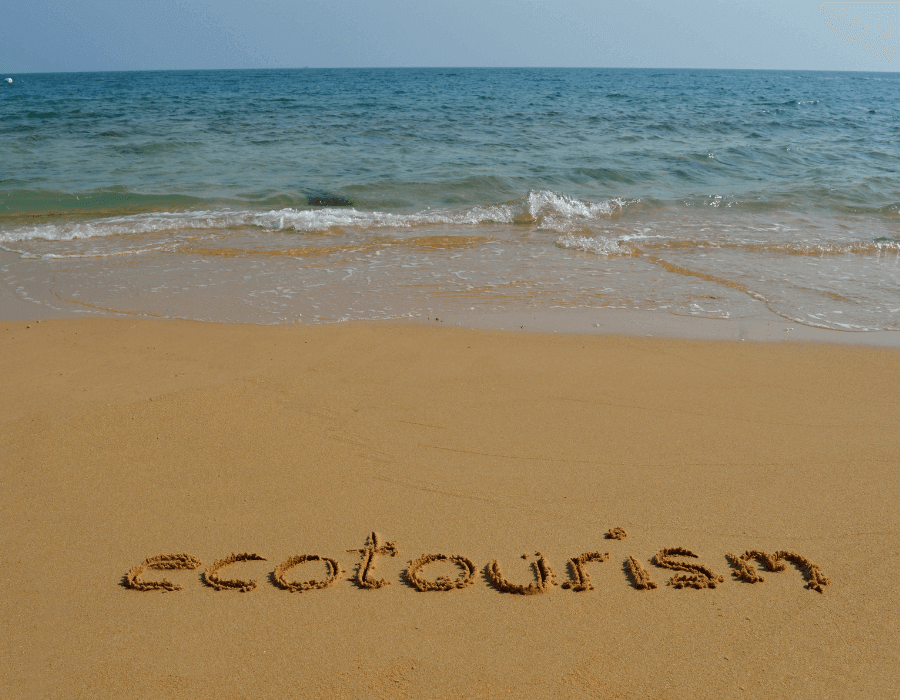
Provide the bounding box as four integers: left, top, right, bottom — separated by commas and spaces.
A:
3, 65, 900, 698
2, 316, 898, 698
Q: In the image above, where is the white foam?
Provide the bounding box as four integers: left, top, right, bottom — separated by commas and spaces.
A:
556, 234, 624, 255
0, 191, 631, 242
556, 230, 663, 255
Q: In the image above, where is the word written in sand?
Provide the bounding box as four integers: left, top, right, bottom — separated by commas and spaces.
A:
124, 531, 830, 595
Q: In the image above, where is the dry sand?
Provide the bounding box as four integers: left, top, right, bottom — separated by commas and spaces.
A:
1, 318, 898, 698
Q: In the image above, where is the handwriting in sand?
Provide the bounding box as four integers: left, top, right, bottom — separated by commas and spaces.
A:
125, 528, 830, 594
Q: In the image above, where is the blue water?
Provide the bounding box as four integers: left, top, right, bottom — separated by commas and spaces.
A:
1, 68, 899, 329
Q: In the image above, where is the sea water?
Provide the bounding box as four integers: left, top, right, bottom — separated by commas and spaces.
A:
1, 68, 898, 330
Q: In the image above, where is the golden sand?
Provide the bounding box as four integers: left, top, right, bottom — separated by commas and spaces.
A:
1, 318, 898, 698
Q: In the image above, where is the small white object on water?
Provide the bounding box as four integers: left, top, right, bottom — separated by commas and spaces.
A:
4, 78, 12, 83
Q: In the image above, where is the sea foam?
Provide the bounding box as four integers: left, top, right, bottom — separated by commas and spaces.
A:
0, 191, 631, 242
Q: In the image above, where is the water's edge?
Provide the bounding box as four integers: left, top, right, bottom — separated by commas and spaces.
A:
4, 275, 897, 349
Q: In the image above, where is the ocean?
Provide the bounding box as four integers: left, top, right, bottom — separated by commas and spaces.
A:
1, 67, 899, 331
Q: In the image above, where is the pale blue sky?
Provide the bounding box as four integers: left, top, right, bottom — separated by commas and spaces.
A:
2, 0, 899, 73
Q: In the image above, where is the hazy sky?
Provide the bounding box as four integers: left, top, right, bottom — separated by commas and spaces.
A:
2, 0, 899, 73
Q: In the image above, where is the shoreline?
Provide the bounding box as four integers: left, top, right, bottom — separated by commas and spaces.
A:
3, 279, 900, 349
392, 307, 900, 347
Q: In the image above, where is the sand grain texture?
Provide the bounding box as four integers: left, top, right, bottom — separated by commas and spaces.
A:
1, 318, 898, 698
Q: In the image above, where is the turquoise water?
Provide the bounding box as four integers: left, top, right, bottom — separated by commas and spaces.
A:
1, 68, 899, 329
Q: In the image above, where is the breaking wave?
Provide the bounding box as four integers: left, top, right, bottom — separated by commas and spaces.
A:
0, 191, 632, 242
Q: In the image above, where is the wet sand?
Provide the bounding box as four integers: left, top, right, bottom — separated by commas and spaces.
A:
1, 318, 898, 698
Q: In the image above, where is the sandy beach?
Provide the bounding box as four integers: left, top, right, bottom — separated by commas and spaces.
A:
1, 317, 898, 698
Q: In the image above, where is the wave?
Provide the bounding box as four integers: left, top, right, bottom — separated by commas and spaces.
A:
5, 187, 899, 258
4, 177, 900, 224
0, 191, 631, 242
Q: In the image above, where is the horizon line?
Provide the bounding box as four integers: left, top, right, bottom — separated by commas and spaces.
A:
5, 65, 900, 76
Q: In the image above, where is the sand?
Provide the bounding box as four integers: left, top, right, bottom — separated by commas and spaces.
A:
1, 318, 898, 698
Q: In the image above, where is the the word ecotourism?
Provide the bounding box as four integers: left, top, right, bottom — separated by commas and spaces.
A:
124, 529, 830, 595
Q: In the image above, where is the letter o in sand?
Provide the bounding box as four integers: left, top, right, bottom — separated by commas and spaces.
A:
273, 554, 342, 592
406, 553, 477, 591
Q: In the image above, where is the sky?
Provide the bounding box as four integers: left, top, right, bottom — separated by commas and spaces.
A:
2, 0, 899, 73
